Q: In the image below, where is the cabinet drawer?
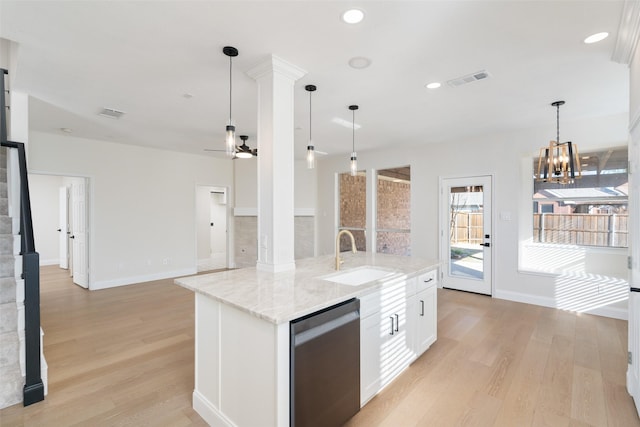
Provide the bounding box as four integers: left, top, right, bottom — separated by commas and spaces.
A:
360, 280, 409, 318
417, 269, 438, 292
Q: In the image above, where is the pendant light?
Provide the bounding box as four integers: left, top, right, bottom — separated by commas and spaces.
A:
349, 105, 359, 176
536, 101, 581, 184
305, 84, 317, 169
223, 46, 239, 158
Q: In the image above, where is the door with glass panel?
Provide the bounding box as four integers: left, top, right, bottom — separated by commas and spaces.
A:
440, 176, 492, 295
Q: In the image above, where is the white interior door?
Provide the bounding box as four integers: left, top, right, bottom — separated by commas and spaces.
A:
440, 176, 492, 295
209, 191, 227, 269
627, 121, 640, 415
70, 178, 88, 288
58, 186, 69, 269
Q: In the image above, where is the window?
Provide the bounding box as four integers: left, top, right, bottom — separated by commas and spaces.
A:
338, 172, 366, 251
376, 167, 411, 255
533, 146, 628, 248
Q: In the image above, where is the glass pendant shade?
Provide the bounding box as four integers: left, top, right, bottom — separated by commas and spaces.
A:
350, 152, 357, 176
307, 144, 315, 169
225, 123, 236, 157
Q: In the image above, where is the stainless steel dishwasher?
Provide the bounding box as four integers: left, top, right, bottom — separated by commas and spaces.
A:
290, 298, 360, 427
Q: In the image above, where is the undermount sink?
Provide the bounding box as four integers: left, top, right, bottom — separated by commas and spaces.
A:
322, 266, 396, 286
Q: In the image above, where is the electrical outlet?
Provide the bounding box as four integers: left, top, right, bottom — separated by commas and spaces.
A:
162, 258, 169, 265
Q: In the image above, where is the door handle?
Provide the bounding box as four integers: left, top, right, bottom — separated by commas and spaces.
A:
70, 235, 75, 239
423, 277, 433, 283
389, 317, 394, 336
480, 242, 490, 247
57, 229, 62, 232
395, 314, 399, 332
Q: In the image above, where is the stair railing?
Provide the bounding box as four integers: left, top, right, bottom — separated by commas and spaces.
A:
1, 69, 44, 406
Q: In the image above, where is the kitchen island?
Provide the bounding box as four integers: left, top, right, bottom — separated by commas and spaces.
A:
175, 253, 440, 427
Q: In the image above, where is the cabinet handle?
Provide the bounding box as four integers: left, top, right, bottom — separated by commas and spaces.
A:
424, 278, 433, 283
420, 300, 424, 316
389, 317, 394, 335
395, 314, 399, 332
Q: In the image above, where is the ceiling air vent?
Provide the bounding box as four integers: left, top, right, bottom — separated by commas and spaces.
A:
98, 107, 125, 119
447, 70, 490, 88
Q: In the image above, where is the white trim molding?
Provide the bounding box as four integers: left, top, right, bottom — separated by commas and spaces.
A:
90, 268, 195, 290
494, 289, 628, 320
612, 0, 640, 64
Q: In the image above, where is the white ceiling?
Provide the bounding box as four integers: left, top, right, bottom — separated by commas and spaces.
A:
0, 1, 630, 160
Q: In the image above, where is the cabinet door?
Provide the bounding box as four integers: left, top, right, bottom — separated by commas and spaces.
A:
360, 311, 388, 405
380, 299, 415, 388
360, 280, 417, 406
415, 286, 437, 356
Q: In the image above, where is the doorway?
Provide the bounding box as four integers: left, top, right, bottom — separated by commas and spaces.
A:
196, 186, 228, 272
440, 176, 492, 295
29, 174, 90, 288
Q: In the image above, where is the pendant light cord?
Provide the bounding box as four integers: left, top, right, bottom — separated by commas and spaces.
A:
309, 90, 312, 141
556, 102, 560, 144
352, 109, 355, 152
229, 55, 233, 123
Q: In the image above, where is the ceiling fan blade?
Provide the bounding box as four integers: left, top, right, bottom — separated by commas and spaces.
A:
204, 148, 226, 152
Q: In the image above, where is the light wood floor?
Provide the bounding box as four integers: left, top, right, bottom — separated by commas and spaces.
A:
1, 266, 639, 426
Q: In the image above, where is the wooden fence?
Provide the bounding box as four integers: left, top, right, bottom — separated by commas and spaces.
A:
451, 212, 629, 248
533, 213, 628, 247
450, 212, 484, 244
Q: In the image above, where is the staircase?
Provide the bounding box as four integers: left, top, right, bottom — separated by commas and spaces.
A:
0, 145, 23, 408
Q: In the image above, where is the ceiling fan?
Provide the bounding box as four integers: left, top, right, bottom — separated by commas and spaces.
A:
206, 135, 257, 158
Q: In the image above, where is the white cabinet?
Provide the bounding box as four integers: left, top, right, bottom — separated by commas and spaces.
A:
360, 279, 415, 405
360, 268, 438, 406
413, 269, 438, 356
414, 285, 437, 355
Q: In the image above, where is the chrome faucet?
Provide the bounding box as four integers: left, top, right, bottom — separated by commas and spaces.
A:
335, 229, 357, 270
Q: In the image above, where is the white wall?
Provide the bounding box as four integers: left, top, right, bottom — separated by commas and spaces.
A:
316, 113, 630, 318
28, 174, 64, 265
631, 38, 640, 124
28, 131, 233, 289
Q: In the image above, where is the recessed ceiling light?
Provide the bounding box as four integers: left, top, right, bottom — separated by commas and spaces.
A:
60, 127, 73, 133
342, 9, 364, 24
182, 93, 194, 99
425, 82, 441, 89
348, 57, 371, 69
584, 32, 609, 44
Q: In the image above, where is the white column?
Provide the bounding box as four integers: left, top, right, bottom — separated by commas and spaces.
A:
247, 56, 306, 273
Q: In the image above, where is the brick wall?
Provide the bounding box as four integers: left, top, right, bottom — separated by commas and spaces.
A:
339, 174, 367, 251
377, 178, 410, 255
338, 173, 411, 255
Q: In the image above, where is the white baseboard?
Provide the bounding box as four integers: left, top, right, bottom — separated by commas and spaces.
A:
39, 259, 59, 266
90, 268, 196, 291
494, 289, 628, 320
193, 390, 235, 427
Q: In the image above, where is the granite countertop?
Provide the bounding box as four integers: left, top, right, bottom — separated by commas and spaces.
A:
175, 253, 440, 324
